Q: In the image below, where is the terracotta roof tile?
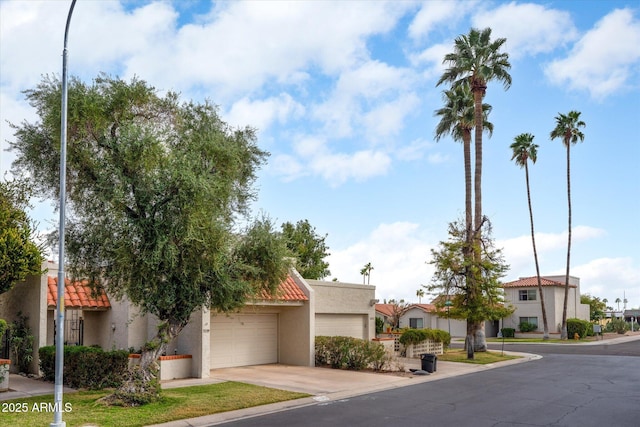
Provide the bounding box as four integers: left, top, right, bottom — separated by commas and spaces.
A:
503, 276, 576, 288
375, 304, 396, 317
47, 276, 111, 310
258, 274, 308, 301
411, 303, 436, 313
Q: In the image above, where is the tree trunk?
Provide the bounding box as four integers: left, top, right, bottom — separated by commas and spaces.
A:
526, 162, 549, 340
474, 322, 487, 352
465, 322, 474, 360
111, 318, 187, 406
561, 142, 572, 340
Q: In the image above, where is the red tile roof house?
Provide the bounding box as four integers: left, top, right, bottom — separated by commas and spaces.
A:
0, 261, 375, 378
502, 275, 590, 338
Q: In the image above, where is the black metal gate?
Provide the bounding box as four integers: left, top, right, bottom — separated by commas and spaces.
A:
54, 309, 84, 346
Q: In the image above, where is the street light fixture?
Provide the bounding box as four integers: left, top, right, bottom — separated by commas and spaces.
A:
444, 300, 453, 337
52, 1, 77, 426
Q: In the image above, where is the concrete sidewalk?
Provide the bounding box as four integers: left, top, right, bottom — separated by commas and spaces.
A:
0, 374, 76, 401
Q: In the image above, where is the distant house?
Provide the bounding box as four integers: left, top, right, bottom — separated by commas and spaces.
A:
502, 275, 590, 334
0, 261, 375, 377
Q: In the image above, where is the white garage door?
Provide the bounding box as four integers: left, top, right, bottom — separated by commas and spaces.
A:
315, 314, 365, 339
210, 313, 278, 369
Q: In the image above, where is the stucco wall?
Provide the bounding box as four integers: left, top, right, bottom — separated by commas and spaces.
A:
308, 280, 375, 340
278, 271, 314, 366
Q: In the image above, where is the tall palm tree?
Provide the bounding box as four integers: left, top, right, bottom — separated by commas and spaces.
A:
550, 110, 585, 340
416, 288, 425, 304
435, 83, 494, 244
360, 262, 374, 285
437, 27, 511, 352
437, 27, 511, 237
615, 298, 621, 311
510, 133, 549, 340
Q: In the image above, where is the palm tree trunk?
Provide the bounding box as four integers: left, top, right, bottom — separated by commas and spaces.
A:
525, 162, 549, 339
561, 142, 572, 340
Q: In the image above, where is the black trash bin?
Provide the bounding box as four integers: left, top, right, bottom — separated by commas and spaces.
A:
420, 353, 437, 373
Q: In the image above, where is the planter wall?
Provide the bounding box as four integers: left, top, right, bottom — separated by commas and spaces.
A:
404, 340, 444, 358
128, 354, 193, 380
0, 359, 10, 392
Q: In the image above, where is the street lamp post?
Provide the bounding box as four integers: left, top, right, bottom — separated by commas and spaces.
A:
444, 300, 453, 337
52, 1, 77, 426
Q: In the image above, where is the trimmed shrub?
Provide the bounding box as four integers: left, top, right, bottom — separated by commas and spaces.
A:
314, 336, 386, 371
399, 328, 451, 347
605, 318, 629, 334
518, 322, 538, 332
501, 328, 515, 338
39, 345, 129, 389
566, 318, 591, 339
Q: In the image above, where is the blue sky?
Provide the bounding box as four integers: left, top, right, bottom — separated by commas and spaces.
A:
1, 1, 639, 310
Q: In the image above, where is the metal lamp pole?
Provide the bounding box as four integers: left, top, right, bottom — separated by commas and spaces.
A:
445, 300, 452, 337
52, 1, 77, 426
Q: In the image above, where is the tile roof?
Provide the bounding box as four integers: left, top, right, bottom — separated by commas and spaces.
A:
410, 303, 437, 313
258, 274, 308, 301
47, 276, 111, 310
503, 276, 576, 288
375, 304, 396, 317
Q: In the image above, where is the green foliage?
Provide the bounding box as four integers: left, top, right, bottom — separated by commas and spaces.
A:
0, 319, 7, 338
399, 328, 451, 347
9, 312, 34, 373
501, 328, 515, 338
315, 336, 387, 371
281, 219, 331, 280
518, 321, 537, 332
10, 75, 290, 387
39, 345, 128, 389
580, 294, 607, 321
375, 317, 384, 335
605, 318, 629, 334
426, 218, 513, 325
109, 366, 162, 406
566, 318, 591, 338
0, 179, 44, 294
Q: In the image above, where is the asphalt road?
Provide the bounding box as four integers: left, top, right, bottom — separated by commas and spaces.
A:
221, 340, 640, 427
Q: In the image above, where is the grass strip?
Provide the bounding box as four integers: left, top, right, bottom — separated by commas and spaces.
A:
1, 381, 309, 427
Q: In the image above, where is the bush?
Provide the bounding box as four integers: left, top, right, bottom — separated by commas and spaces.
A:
605, 318, 629, 334
39, 345, 129, 389
518, 322, 537, 332
501, 328, 515, 338
375, 317, 384, 335
315, 336, 387, 371
567, 318, 591, 339
399, 328, 451, 347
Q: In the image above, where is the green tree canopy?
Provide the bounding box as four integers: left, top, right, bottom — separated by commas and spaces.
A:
281, 219, 330, 280
0, 179, 44, 294
581, 294, 607, 321
9, 74, 290, 396
425, 218, 513, 357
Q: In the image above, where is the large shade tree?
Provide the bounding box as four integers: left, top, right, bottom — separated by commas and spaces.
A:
510, 133, 549, 339
550, 110, 585, 340
9, 74, 291, 401
0, 179, 44, 295
281, 219, 330, 280
425, 218, 513, 359
436, 27, 511, 351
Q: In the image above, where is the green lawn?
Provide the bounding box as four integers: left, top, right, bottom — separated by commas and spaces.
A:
438, 349, 520, 364
1, 382, 309, 427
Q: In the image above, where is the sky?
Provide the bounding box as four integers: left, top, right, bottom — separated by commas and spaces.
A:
1, 0, 639, 310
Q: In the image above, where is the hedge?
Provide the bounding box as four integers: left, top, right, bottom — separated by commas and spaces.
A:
398, 328, 451, 347
501, 328, 515, 338
566, 318, 592, 339
39, 345, 129, 389
315, 336, 387, 371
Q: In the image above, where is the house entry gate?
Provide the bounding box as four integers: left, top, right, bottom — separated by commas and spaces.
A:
54, 309, 84, 346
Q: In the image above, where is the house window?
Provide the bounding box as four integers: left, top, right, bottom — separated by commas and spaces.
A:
519, 289, 537, 301
409, 318, 423, 329
519, 317, 538, 330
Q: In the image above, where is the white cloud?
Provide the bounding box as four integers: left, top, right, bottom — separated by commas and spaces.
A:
545, 8, 640, 99
225, 93, 305, 131
395, 138, 435, 161
328, 222, 435, 301
573, 257, 640, 308
408, 1, 473, 41
310, 150, 392, 187
473, 2, 578, 59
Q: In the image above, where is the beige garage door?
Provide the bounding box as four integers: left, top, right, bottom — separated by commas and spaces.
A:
210, 313, 278, 369
315, 314, 366, 339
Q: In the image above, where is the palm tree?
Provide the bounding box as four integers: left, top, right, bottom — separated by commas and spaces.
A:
437, 27, 511, 353
360, 262, 374, 285
510, 133, 549, 340
615, 298, 621, 311
550, 110, 585, 339
437, 27, 511, 238
416, 288, 425, 304
434, 83, 494, 245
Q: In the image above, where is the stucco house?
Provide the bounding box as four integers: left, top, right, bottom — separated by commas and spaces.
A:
0, 261, 375, 378
502, 275, 590, 334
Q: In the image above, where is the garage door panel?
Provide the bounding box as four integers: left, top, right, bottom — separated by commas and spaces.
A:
211, 313, 278, 369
